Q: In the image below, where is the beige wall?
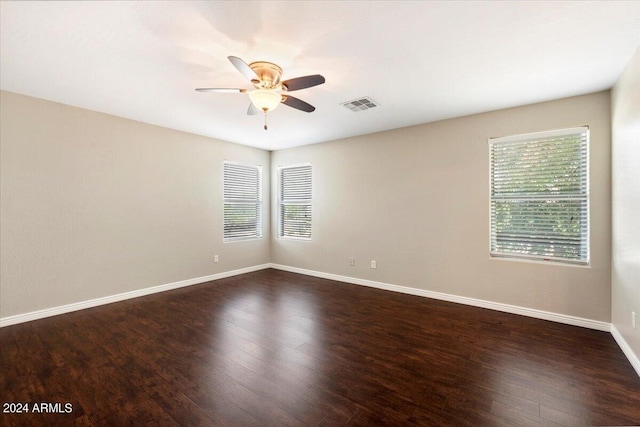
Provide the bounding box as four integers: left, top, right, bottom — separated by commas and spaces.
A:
0, 91, 270, 318
611, 47, 640, 357
1, 89, 613, 324
271, 91, 612, 321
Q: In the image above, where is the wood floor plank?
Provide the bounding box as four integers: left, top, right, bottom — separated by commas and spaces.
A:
2, 269, 639, 426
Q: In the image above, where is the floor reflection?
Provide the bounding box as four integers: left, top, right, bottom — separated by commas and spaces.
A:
209, 283, 324, 410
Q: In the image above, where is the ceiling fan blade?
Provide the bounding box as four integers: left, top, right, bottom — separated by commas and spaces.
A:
228, 56, 259, 81
282, 75, 325, 91
282, 95, 315, 113
195, 88, 247, 93
196, 87, 247, 93
247, 103, 260, 115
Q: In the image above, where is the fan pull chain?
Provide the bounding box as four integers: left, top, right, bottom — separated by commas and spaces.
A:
264, 110, 268, 130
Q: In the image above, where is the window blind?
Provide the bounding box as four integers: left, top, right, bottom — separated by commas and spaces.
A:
223, 161, 262, 240
279, 164, 312, 239
489, 127, 589, 264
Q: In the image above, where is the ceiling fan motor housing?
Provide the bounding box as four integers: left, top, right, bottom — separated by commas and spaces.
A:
249, 62, 284, 89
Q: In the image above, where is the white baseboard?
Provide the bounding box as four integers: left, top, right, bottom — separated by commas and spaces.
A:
269, 263, 611, 332
0, 264, 271, 328
2, 263, 609, 332
611, 325, 640, 377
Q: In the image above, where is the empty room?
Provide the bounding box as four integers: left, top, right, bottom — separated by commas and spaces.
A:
1, 1, 639, 426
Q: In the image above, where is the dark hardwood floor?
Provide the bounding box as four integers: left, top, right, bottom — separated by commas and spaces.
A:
1, 269, 639, 426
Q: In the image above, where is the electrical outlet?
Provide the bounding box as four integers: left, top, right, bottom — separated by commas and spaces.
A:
214, 255, 219, 263
349, 257, 355, 266
370, 260, 377, 269
633, 311, 636, 329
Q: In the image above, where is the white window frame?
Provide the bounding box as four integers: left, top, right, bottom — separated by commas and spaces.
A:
489, 126, 590, 265
278, 163, 312, 241
223, 161, 262, 242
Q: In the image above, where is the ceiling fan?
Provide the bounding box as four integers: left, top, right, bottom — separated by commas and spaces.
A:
196, 56, 325, 130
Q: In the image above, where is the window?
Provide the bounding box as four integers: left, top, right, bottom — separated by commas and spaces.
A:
223, 161, 262, 241
489, 127, 589, 264
279, 164, 312, 239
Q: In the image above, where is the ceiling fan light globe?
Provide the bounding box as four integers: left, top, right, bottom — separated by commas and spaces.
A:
248, 89, 281, 112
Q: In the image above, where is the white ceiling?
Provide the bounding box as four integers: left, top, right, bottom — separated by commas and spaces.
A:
1, 1, 639, 151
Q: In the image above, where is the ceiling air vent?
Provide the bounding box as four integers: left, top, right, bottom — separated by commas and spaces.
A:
341, 97, 378, 112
